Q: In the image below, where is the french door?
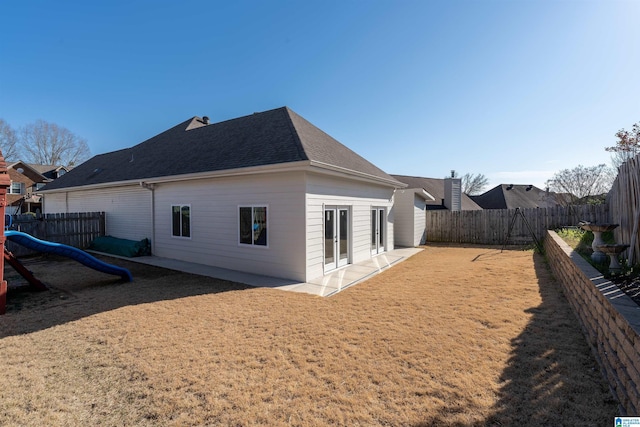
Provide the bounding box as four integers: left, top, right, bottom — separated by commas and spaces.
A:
324, 207, 350, 271
371, 208, 386, 255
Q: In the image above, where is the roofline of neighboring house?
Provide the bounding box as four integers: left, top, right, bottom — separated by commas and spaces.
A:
398, 187, 436, 201
41, 160, 406, 194
7, 161, 49, 181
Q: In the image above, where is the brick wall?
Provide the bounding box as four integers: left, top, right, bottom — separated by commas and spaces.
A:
545, 230, 640, 415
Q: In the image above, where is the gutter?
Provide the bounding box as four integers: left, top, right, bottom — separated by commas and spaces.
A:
139, 182, 156, 255
308, 160, 408, 188
41, 160, 407, 193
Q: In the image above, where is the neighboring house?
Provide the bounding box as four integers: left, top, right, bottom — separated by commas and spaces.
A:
391, 174, 483, 247
470, 184, 560, 209
6, 161, 69, 215
41, 107, 406, 282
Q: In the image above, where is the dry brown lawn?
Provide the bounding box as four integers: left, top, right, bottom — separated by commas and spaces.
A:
0, 245, 618, 426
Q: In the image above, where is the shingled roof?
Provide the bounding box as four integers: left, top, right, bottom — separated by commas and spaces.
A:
43, 107, 402, 191
391, 174, 483, 210
469, 184, 560, 209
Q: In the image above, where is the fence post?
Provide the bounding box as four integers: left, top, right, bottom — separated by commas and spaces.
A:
0, 150, 11, 314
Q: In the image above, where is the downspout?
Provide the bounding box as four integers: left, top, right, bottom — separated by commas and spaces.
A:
140, 182, 156, 255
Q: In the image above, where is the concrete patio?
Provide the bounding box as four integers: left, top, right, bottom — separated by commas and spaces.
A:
128, 247, 423, 297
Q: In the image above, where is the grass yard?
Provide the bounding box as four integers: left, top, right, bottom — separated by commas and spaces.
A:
0, 245, 618, 426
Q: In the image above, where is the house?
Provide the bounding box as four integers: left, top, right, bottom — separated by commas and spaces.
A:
470, 184, 559, 209
6, 161, 69, 215
41, 107, 406, 282
391, 174, 482, 247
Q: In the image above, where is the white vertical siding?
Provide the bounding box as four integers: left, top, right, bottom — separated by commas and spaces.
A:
152, 172, 307, 281
392, 189, 416, 247
44, 186, 152, 241
305, 173, 395, 281
43, 193, 67, 213
413, 195, 427, 246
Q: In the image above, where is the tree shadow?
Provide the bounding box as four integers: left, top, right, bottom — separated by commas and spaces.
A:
411, 252, 618, 426
1, 254, 251, 338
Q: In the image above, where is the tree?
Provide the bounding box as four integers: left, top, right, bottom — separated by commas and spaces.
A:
461, 173, 489, 195
606, 121, 640, 169
545, 164, 612, 205
450, 171, 489, 195
20, 119, 90, 166
0, 118, 21, 161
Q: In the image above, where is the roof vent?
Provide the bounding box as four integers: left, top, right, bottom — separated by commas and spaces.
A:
526, 185, 533, 191
202, 116, 210, 125
506, 184, 513, 190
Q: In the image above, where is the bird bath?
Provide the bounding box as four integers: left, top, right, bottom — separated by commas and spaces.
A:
595, 244, 629, 273
579, 223, 619, 263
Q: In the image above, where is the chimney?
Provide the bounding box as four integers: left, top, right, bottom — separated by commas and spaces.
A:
444, 177, 462, 211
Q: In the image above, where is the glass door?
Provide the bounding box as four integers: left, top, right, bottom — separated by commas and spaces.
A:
324, 207, 350, 271
338, 208, 349, 267
371, 208, 386, 255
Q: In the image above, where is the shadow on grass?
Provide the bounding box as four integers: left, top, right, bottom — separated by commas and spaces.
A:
1, 254, 251, 338
412, 252, 618, 427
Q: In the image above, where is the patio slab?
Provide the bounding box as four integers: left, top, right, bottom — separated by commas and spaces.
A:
124, 247, 422, 297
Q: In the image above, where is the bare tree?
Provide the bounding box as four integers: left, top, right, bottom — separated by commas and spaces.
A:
20, 119, 90, 166
545, 164, 612, 204
461, 173, 489, 195
451, 171, 489, 195
0, 118, 21, 161
606, 121, 640, 169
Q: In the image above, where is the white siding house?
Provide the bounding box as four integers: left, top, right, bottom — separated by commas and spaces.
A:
392, 188, 433, 247
391, 174, 483, 247
42, 107, 405, 282
45, 186, 152, 241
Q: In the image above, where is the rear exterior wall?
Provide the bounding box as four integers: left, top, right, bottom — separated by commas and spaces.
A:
305, 173, 395, 281
152, 171, 307, 281
43, 186, 152, 241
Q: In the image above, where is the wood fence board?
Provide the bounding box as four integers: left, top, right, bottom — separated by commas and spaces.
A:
6, 212, 106, 257
426, 205, 609, 246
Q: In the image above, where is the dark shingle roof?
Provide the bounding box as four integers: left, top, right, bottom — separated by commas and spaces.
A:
470, 184, 559, 209
391, 174, 483, 211
44, 107, 400, 191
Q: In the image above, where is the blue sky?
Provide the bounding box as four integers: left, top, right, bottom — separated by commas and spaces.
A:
1, 0, 639, 190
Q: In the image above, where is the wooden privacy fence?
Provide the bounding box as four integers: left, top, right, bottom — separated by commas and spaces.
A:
608, 154, 640, 265
425, 204, 609, 245
7, 212, 106, 256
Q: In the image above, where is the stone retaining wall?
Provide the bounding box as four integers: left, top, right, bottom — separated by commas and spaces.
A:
544, 230, 640, 415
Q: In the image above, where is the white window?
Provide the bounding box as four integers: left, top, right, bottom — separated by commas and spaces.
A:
239, 206, 267, 246
171, 205, 191, 238
9, 182, 24, 194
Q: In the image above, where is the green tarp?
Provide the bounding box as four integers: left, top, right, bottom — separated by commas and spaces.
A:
89, 236, 151, 257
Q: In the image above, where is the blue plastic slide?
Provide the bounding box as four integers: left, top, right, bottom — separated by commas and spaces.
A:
5, 230, 133, 282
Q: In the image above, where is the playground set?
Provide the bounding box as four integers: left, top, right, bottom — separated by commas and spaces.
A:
0, 153, 132, 315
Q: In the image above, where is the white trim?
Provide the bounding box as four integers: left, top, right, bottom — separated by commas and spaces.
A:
371, 207, 387, 255
40, 160, 406, 194
237, 204, 269, 248
171, 204, 192, 239
309, 160, 406, 188
323, 205, 351, 272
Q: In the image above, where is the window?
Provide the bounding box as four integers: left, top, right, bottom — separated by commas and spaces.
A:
172, 205, 191, 238
239, 206, 267, 246
34, 183, 46, 191
9, 182, 24, 194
